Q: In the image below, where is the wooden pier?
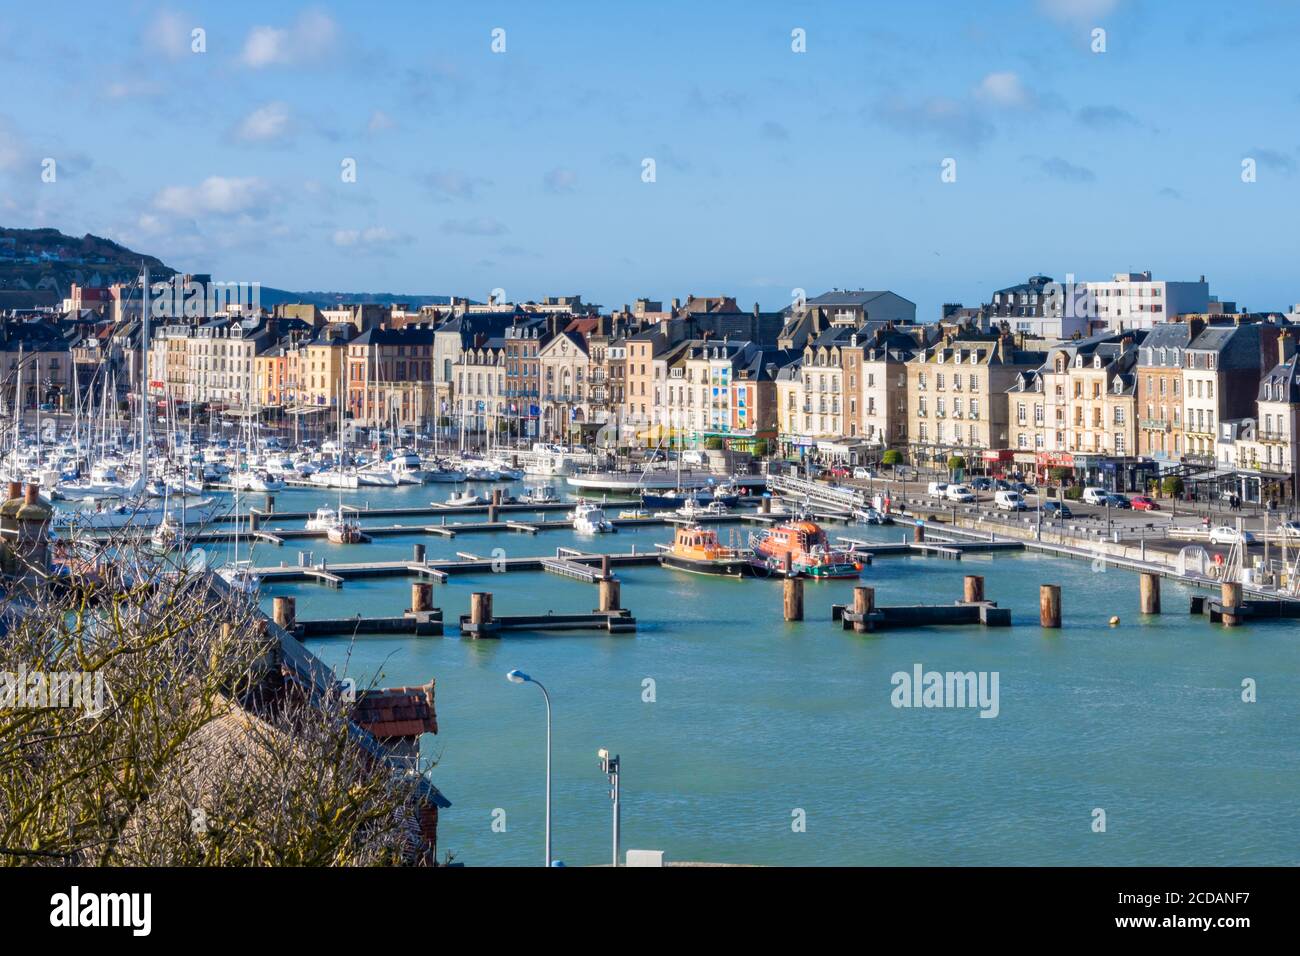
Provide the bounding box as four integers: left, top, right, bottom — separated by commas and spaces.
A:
251, 548, 660, 586
832, 576, 1011, 633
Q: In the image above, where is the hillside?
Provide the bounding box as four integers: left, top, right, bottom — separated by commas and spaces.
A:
0, 226, 453, 311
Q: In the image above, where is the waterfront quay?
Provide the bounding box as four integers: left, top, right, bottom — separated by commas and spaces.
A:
240, 479, 1300, 868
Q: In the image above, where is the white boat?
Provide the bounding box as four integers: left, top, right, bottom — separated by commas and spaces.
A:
231, 470, 286, 493
218, 562, 260, 595
445, 491, 487, 506
309, 469, 361, 489
386, 449, 433, 484
57, 495, 225, 531
149, 514, 181, 551
676, 498, 730, 518
305, 506, 339, 531
423, 462, 467, 482
519, 485, 560, 505
571, 501, 615, 534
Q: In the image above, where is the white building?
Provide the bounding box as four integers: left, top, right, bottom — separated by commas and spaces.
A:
1086, 271, 1210, 331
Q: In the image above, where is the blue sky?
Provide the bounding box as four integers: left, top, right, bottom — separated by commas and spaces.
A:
1, 0, 1298, 318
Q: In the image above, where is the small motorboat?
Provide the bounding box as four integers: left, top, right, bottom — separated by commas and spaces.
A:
305, 506, 339, 531
326, 510, 364, 544
149, 514, 182, 552
571, 501, 614, 534
445, 491, 487, 507
519, 485, 560, 505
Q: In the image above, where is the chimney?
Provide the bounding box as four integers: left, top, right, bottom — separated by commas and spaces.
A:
24, 482, 39, 505
1188, 316, 1206, 340
1281, 334, 1298, 365
6, 481, 20, 501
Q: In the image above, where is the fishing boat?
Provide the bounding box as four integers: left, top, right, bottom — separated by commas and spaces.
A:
657, 525, 754, 578
571, 500, 614, 534
326, 506, 364, 544
749, 519, 863, 579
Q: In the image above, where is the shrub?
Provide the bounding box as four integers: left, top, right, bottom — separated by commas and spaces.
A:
1047, 467, 1072, 483
882, 449, 903, 467
1161, 476, 1185, 497
947, 455, 967, 472
1063, 485, 1083, 501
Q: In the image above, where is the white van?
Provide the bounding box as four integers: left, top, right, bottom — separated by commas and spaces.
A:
927, 481, 949, 498
1082, 487, 1110, 505
995, 490, 1027, 511
946, 484, 975, 503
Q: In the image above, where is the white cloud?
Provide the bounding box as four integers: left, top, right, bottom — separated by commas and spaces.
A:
543, 167, 577, 193
240, 9, 339, 68
425, 169, 491, 200
236, 102, 292, 142
367, 110, 396, 134
1038, 0, 1120, 22
441, 217, 507, 237
332, 227, 400, 247
975, 72, 1032, 108
145, 10, 193, 60
152, 175, 272, 216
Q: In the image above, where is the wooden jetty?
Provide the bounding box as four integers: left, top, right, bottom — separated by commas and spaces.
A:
831, 577, 1011, 633
458, 589, 636, 637
250, 548, 660, 586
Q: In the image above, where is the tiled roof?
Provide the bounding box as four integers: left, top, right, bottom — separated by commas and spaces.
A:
352, 681, 438, 739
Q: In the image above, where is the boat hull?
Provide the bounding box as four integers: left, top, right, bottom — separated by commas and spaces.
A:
659, 553, 755, 578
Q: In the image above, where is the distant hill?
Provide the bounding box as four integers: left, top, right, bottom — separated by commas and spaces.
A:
0, 226, 456, 311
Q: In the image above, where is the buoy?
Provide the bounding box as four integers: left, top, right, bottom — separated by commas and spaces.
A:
1109, 615, 1120, 626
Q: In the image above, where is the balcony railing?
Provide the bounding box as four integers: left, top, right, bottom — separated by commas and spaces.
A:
1139, 418, 1171, 432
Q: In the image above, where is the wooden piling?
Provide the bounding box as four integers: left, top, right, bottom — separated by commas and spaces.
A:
600, 554, 611, 580
913, 522, 925, 543
598, 577, 621, 612
783, 576, 804, 621
488, 489, 502, 523
852, 585, 874, 634
1039, 584, 1061, 628
470, 592, 494, 627
273, 595, 296, 632
1221, 581, 1242, 627
1139, 572, 1160, 614
963, 575, 985, 604
411, 582, 433, 614
264, 495, 275, 514
760, 496, 771, 514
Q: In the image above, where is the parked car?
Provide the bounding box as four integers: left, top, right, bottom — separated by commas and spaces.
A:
1209, 526, 1256, 546
1082, 487, 1111, 505
946, 484, 976, 503
1130, 495, 1160, 511
994, 490, 1027, 511
827, 466, 851, 479
994, 479, 1014, 491
1013, 481, 1036, 495
1277, 520, 1300, 536
1041, 501, 1073, 519
927, 481, 949, 498
1108, 494, 1132, 509
971, 477, 994, 491
852, 466, 874, 479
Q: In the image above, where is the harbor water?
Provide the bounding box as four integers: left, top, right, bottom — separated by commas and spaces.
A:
230, 481, 1300, 866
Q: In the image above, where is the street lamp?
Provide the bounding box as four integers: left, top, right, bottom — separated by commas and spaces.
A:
598, 748, 621, 868
506, 669, 552, 867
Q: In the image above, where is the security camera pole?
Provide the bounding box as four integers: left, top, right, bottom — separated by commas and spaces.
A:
598, 748, 620, 867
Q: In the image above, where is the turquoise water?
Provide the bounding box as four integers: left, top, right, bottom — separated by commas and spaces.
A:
243, 482, 1300, 866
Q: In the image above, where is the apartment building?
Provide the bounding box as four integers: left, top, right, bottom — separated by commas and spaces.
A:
345, 324, 437, 429
538, 330, 593, 441
1181, 320, 1281, 463
906, 332, 1045, 466
1136, 320, 1199, 459
502, 320, 549, 439
457, 338, 506, 435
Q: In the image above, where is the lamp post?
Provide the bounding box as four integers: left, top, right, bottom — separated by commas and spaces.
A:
506, 669, 552, 867
598, 748, 621, 868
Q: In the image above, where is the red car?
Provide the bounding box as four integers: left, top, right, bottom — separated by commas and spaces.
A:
1130, 495, 1160, 511
826, 466, 851, 479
